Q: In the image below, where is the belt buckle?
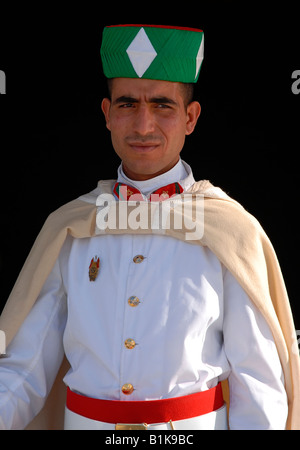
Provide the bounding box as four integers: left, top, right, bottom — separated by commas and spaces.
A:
115, 423, 148, 430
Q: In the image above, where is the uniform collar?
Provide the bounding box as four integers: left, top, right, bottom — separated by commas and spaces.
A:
117, 159, 195, 198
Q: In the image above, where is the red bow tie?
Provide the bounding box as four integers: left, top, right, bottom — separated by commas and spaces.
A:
113, 182, 183, 202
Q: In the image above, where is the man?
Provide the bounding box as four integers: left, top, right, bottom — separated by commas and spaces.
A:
0, 24, 299, 430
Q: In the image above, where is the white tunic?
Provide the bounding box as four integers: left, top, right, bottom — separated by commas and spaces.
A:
0, 160, 288, 429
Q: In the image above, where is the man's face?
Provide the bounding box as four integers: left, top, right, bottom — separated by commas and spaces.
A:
101, 78, 201, 180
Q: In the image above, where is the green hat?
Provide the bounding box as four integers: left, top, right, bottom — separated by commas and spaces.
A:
100, 24, 204, 83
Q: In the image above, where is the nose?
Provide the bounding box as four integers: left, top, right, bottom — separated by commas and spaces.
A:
132, 106, 155, 136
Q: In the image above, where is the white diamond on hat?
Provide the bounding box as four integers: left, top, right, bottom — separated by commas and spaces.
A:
195, 35, 204, 79
126, 28, 157, 78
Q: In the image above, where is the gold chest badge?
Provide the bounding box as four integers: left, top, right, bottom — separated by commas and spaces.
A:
89, 256, 100, 281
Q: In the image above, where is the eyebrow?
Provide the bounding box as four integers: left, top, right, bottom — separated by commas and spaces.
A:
113, 95, 178, 106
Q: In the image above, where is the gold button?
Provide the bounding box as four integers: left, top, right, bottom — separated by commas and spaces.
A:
122, 383, 134, 395
124, 338, 136, 349
128, 296, 140, 307
133, 255, 145, 264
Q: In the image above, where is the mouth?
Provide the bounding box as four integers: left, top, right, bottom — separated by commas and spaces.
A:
128, 142, 160, 153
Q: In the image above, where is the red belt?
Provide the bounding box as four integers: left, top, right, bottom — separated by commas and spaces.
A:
66, 383, 224, 424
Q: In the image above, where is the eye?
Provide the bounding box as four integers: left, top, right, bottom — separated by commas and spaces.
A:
119, 103, 134, 108
155, 103, 173, 110
156, 103, 170, 109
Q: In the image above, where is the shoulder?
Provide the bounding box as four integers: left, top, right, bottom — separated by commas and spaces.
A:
45, 198, 95, 227
191, 180, 268, 246
43, 180, 116, 237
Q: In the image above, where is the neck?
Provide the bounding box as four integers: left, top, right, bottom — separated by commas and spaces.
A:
118, 158, 189, 197
122, 158, 180, 181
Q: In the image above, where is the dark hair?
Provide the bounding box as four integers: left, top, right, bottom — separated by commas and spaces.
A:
180, 83, 194, 108
106, 79, 194, 109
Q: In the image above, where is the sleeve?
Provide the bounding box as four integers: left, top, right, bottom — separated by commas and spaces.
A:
0, 257, 67, 430
222, 269, 288, 430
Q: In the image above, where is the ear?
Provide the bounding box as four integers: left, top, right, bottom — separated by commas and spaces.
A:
101, 98, 111, 130
185, 101, 201, 136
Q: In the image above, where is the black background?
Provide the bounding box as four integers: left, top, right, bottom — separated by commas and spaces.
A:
0, 2, 299, 330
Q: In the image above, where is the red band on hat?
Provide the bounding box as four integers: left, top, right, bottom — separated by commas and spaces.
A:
106, 24, 203, 33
